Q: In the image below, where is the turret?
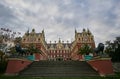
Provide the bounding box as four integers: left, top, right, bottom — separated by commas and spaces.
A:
75, 29, 77, 34
83, 28, 86, 32
42, 29, 45, 35
75, 29, 77, 40
32, 28, 35, 33
58, 38, 61, 43
87, 28, 91, 35
42, 29, 45, 40
25, 28, 29, 36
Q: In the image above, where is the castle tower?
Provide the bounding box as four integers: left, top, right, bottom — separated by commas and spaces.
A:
71, 28, 95, 60
22, 29, 48, 60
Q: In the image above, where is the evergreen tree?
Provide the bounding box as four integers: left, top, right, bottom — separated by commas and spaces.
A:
78, 44, 93, 55
27, 44, 42, 54
105, 37, 120, 62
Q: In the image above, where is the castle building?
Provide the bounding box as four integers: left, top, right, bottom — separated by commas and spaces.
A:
22, 28, 95, 61
47, 39, 71, 61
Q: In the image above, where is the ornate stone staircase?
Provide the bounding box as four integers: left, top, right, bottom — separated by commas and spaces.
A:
19, 61, 99, 77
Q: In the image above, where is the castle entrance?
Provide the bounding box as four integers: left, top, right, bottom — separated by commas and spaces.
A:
56, 57, 63, 61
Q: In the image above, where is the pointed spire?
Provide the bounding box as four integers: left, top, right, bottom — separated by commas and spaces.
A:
75, 29, 77, 40
58, 38, 61, 43
42, 29, 45, 38
83, 28, 86, 32
50, 41, 51, 44
87, 28, 91, 35
87, 28, 90, 32
42, 29, 44, 34
27, 28, 29, 33
75, 29, 77, 34
25, 28, 29, 35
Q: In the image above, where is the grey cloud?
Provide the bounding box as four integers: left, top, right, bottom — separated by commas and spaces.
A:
0, 3, 15, 25
0, 0, 120, 45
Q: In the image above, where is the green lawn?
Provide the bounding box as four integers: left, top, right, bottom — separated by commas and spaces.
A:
0, 72, 120, 79
0, 76, 120, 79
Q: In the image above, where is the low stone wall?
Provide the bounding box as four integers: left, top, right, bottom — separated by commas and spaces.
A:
88, 58, 114, 76
5, 58, 32, 75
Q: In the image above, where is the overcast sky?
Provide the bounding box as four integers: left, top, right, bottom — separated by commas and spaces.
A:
0, 0, 120, 46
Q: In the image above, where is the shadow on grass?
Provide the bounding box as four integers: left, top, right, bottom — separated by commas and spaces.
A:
0, 76, 120, 79
0, 72, 120, 79
0, 61, 8, 74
